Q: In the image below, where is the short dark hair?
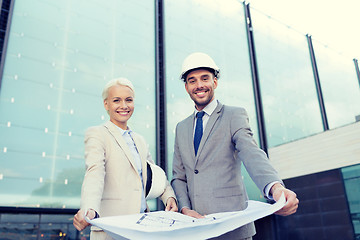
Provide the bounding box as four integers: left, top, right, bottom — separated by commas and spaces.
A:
183, 67, 216, 82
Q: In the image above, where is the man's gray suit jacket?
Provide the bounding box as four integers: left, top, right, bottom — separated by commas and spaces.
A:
171, 102, 283, 239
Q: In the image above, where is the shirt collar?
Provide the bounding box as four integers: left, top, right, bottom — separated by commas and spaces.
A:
194, 99, 218, 117
115, 125, 132, 136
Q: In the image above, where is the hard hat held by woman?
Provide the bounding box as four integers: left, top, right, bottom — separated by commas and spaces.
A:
180, 52, 220, 81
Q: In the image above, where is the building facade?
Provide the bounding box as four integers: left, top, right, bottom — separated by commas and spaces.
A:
0, 0, 359, 239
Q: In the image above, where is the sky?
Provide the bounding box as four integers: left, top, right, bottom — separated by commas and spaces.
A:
247, 0, 360, 60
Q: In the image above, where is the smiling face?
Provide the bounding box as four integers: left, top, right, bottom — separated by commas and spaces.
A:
104, 84, 135, 130
185, 68, 218, 111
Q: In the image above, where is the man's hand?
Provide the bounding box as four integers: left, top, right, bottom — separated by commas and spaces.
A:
271, 183, 299, 216
73, 209, 96, 231
165, 197, 178, 212
181, 207, 204, 219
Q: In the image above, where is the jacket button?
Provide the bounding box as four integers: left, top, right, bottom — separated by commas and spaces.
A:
194, 169, 199, 174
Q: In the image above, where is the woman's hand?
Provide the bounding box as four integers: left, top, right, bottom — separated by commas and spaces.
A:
165, 197, 178, 212
73, 209, 96, 231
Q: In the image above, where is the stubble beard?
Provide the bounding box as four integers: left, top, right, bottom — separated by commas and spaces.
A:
192, 94, 213, 110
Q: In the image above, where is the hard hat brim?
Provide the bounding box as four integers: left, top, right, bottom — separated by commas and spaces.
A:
180, 67, 220, 81
145, 162, 167, 200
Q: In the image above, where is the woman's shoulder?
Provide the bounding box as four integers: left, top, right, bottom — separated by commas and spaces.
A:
86, 124, 105, 132
85, 123, 108, 138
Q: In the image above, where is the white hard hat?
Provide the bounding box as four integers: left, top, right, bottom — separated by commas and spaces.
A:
180, 52, 220, 81
145, 162, 167, 200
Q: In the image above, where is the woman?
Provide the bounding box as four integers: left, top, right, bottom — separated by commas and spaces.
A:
73, 78, 177, 239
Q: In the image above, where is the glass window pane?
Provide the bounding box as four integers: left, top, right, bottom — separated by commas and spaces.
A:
342, 164, 360, 237
312, 40, 360, 128
164, 0, 263, 200
250, 8, 324, 147
0, 0, 155, 208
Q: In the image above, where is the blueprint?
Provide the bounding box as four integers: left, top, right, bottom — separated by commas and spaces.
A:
86, 193, 285, 240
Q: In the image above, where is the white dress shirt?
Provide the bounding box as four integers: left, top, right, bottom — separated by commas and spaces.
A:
117, 126, 147, 213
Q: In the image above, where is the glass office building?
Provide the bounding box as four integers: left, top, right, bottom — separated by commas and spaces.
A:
0, 0, 359, 239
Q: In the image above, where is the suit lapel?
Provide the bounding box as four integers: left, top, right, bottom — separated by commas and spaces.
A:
104, 121, 138, 173
185, 114, 197, 158
195, 102, 223, 163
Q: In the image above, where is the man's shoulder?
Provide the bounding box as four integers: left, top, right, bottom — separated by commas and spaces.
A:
177, 114, 193, 125
173, 115, 193, 135
222, 104, 247, 114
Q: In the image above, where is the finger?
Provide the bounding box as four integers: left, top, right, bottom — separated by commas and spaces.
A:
75, 210, 84, 221
73, 221, 84, 231
86, 209, 96, 220
276, 201, 299, 216
165, 204, 170, 211
166, 202, 174, 211
73, 214, 81, 228
277, 208, 296, 216
192, 211, 204, 219
74, 218, 90, 230
184, 210, 197, 218
169, 204, 178, 212
284, 189, 297, 199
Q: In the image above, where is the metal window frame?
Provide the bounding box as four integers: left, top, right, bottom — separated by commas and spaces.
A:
306, 34, 329, 131
0, 0, 14, 89
354, 58, 360, 88
0, 206, 77, 214
155, 0, 167, 210
243, 2, 268, 153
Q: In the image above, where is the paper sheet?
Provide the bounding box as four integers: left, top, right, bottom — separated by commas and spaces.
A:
86, 193, 285, 240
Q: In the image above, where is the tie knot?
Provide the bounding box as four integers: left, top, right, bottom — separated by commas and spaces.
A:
196, 111, 205, 118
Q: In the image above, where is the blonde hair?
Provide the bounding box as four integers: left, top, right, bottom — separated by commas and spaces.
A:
102, 77, 135, 100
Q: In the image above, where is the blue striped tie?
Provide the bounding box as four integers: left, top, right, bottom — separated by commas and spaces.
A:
194, 111, 205, 156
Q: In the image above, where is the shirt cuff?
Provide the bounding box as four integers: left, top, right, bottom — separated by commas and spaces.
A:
85, 208, 100, 219
264, 181, 282, 200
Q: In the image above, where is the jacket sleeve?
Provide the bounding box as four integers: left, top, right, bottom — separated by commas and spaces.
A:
80, 126, 106, 214
160, 179, 177, 206
171, 123, 191, 211
230, 107, 283, 195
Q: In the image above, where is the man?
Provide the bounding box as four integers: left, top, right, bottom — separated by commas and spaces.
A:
171, 52, 299, 240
